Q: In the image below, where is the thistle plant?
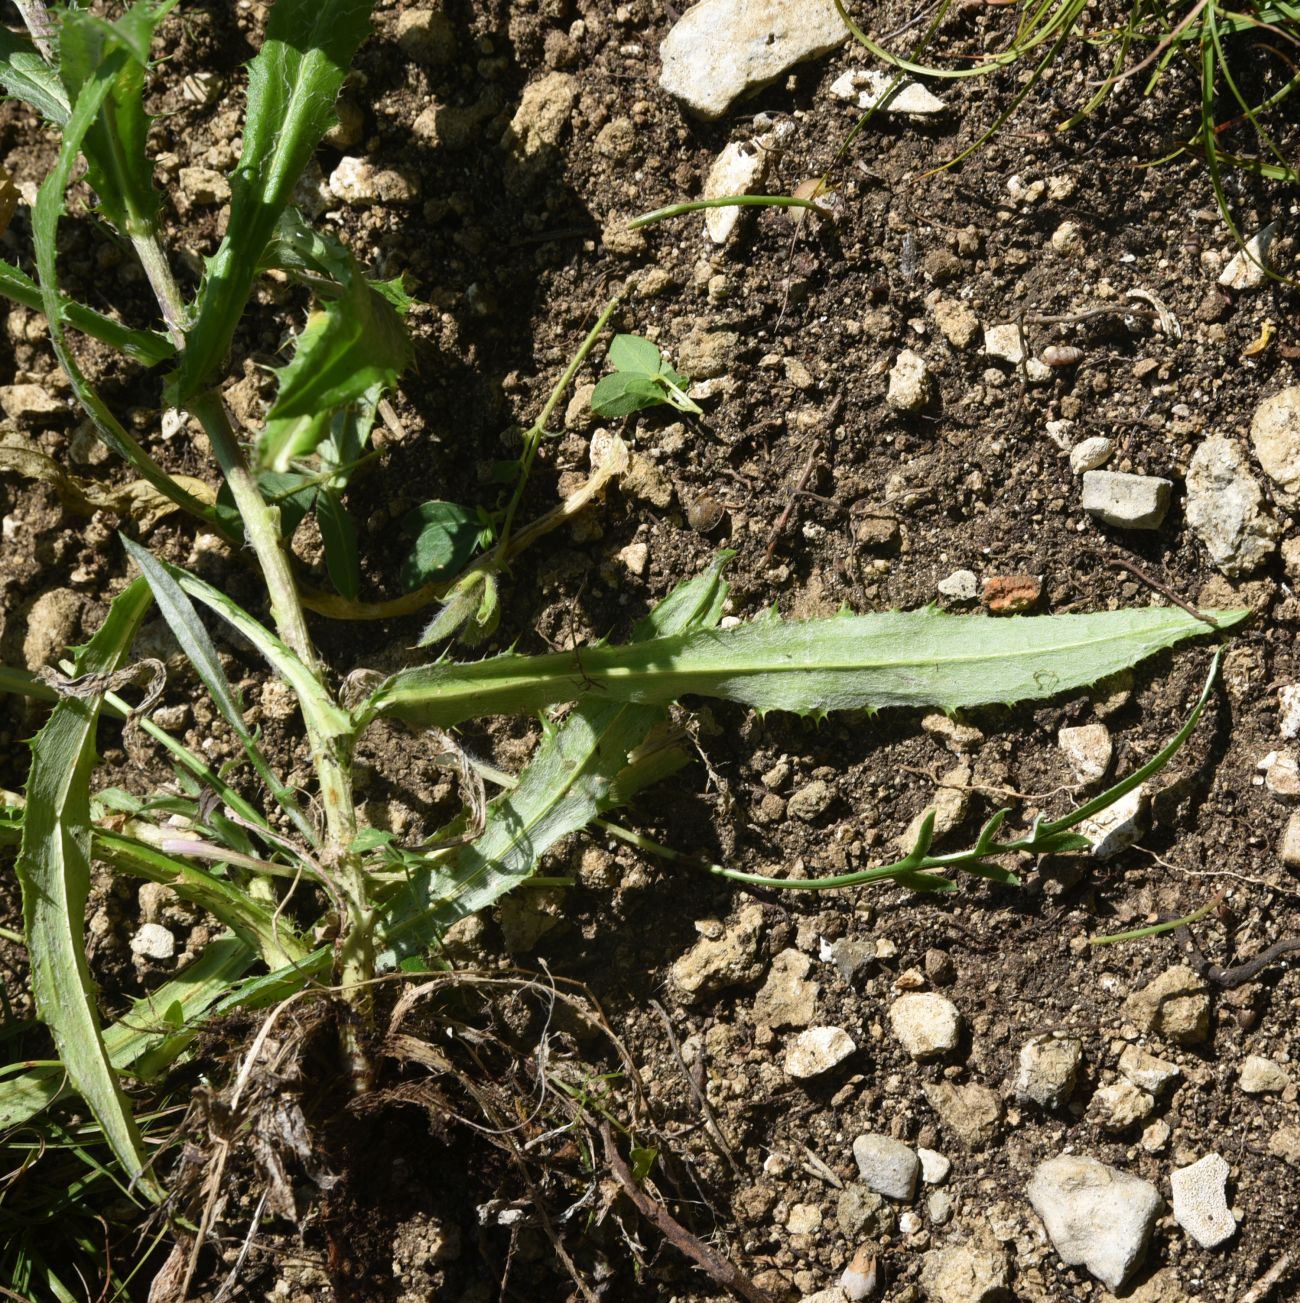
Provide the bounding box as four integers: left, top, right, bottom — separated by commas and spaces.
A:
0, 0, 1247, 1262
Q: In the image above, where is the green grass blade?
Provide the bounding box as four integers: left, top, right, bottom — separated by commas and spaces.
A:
0, 256, 174, 364
0, 938, 255, 1131
176, 0, 375, 400
31, 53, 220, 531
0, 26, 70, 123
120, 536, 316, 842
366, 602, 1250, 730
14, 578, 160, 1196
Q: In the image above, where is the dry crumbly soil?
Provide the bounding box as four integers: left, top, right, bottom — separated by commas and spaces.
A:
3, 1, 1300, 1300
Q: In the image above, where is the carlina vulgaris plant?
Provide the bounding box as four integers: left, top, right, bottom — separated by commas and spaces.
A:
0, 0, 1253, 1223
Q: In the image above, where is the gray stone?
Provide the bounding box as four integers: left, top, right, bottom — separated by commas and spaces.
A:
1218, 222, 1276, 291
1014, 1033, 1083, 1108
829, 69, 946, 115
1118, 1045, 1181, 1095
1170, 1153, 1236, 1248
1239, 1054, 1290, 1094
852, 1134, 920, 1201
1090, 1079, 1156, 1132
130, 922, 176, 960
659, 0, 848, 120
1185, 436, 1279, 575
1070, 435, 1114, 473
889, 992, 963, 1059
1078, 784, 1147, 858
1252, 385, 1300, 507
671, 905, 765, 1002
927, 1191, 955, 1226
1122, 965, 1211, 1044
830, 938, 877, 983
753, 948, 818, 1028
887, 348, 933, 412
836, 1184, 895, 1238
788, 779, 833, 823
920, 1239, 1011, 1303
1027, 1155, 1161, 1291
1059, 723, 1112, 786
923, 1081, 1002, 1149
1281, 811, 1300, 869
938, 569, 978, 601
786, 1026, 856, 1078
1081, 471, 1173, 530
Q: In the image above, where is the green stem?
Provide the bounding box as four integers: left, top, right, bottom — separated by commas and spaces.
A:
1089, 893, 1223, 947
493, 295, 619, 559
130, 232, 189, 343
628, 195, 829, 231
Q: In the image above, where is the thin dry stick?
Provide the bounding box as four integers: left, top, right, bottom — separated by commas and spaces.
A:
1105, 556, 1220, 628
762, 443, 820, 565
648, 999, 740, 1176
600, 1123, 775, 1303
1240, 1253, 1294, 1303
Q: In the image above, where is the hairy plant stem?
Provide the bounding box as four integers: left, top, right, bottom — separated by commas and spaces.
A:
130, 232, 189, 341
187, 391, 375, 1016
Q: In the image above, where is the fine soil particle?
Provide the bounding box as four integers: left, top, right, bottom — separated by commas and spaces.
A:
3, 2, 1300, 1301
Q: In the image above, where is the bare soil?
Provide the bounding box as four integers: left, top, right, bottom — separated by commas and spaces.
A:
3, 1, 1300, 1301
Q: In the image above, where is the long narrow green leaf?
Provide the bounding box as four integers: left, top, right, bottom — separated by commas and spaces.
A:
0, 938, 255, 1131
15, 578, 160, 1195
31, 46, 218, 529
364, 603, 1250, 730
177, 0, 375, 399
120, 536, 315, 841
375, 557, 733, 965
0, 256, 174, 364
0, 26, 70, 123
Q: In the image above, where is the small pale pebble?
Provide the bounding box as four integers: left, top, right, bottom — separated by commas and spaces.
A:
1045, 418, 1075, 450
927, 1191, 954, 1225
1218, 222, 1276, 291
889, 992, 962, 1059
1280, 811, 1300, 868
130, 922, 176, 960
1118, 1045, 1181, 1095
787, 1202, 822, 1234
829, 69, 945, 115
1239, 1054, 1290, 1094
1081, 471, 1173, 530
1050, 220, 1085, 256
898, 1210, 923, 1234
984, 323, 1025, 365
917, 1148, 950, 1185
937, 568, 978, 601
887, 349, 932, 413
1141, 1119, 1172, 1152
1058, 723, 1112, 786
1170, 1153, 1236, 1248
786, 1027, 856, 1078
617, 542, 648, 576
1260, 749, 1300, 800
1069, 435, 1114, 473
1281, 685, 1300, 739
1079, 784, 1147, 858
1091, 1079, 1156, 1132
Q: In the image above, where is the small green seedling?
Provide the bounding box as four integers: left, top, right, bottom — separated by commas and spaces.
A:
590, 333, 702, 418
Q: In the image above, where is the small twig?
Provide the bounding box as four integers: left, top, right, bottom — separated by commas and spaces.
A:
600, 1124, 774, 1303
1105, 556, 1220, 628
762, 443, 821, 565
1240, 1253, 1294, 1303
1018, 305, 1159, 326
648, 999, 740, 1176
